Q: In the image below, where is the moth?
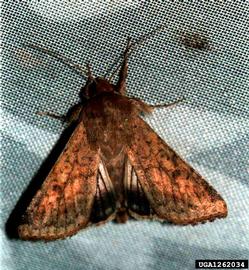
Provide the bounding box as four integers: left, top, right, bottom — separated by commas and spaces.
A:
18, 38, 227, 241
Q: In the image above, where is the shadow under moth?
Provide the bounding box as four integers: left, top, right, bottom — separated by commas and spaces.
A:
18, 37, 227, 241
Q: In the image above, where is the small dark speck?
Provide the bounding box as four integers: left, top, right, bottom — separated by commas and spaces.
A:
52, 185, 62, 192
180, 32, 211, 51
171, 153, 178, 166
172, 169, 181, 179
160, 153, 168, 159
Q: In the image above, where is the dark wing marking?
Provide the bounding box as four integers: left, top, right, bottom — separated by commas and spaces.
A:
18, 122, 100, 240
124, 158, 154, 219
126, 117, 228, 225
89, 160, 117, 225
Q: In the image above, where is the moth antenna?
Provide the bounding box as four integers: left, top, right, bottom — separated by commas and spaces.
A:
106, 39, 133, 82
109, 37, 132, 84
106, 23, 168, 82
114, 37, 132, 95
25, 44, 88, 79
86, 63, 94, 80
133, 23, 168, 51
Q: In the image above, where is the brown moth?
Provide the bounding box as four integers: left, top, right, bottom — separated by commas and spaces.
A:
18, 38, 227, 241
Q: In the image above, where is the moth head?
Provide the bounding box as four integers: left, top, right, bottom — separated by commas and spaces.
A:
80, 77, 115, 100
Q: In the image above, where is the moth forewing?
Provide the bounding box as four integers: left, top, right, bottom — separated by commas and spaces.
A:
18, 122, 100, 240
126, 117, 227, 225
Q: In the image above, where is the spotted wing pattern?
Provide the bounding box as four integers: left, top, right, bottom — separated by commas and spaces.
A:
18, 122, 100, 240
126, 117, 228, 225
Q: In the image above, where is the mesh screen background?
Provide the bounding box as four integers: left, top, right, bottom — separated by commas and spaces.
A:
1, 1, 249, 270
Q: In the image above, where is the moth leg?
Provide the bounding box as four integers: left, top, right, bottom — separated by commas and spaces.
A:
37, 103, 83, 124
36, 111, 66, 121
115, 38, 132, 95
65, 103, 83, 123
26, 44, 87, 78
149, 98, 185, 109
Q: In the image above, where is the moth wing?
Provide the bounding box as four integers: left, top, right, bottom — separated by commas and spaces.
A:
89, 160, 117, 225
126, 117, 228, 224
18, 122, 116, 241
124, 157, 154, 219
